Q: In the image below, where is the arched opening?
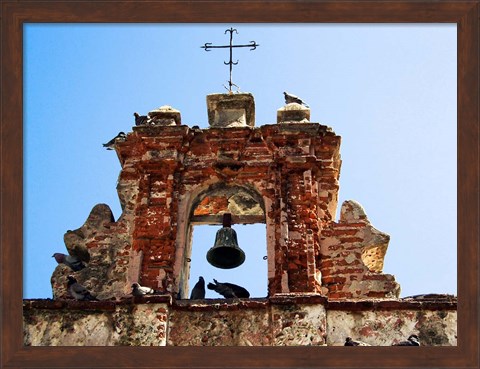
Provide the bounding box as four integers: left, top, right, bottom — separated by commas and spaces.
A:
189, 223, 268, 298
177, 183, 268, 299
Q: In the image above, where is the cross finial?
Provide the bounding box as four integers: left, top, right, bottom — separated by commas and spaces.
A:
201, 28, 259, 92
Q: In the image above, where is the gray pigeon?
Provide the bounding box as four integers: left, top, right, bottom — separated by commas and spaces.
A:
392, 334, 420, 346
102, 132, 126, 150
207, 279, 250, 298
345, 337, 371, 346
190, 276, 205, 299
131, 282, 160, 296
283, 91, 309, 107
52, 252, 86, 272
134, 112, 150, 126
67, 276, 97, 301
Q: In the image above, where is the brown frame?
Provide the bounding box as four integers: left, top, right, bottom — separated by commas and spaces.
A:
1, 1, 478, 368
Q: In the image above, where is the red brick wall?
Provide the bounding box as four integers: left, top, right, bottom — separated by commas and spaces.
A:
52, 122, 399, 301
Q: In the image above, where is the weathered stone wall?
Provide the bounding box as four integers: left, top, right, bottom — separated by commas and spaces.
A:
24, 298, 169, 346
327, 309, 457, 346
40, 96, 456, 348
320, 200, 400, 299
51, 120, 399, 302
23, 296, 457, 346
51, 204, 135, 301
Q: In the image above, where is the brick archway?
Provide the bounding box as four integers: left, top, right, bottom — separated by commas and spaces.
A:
174, 183, 267, 298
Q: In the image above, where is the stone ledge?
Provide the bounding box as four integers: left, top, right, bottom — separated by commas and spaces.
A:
326, 297, 457, 311
23, 294, 457, 312
174, 298, 268, 311
23, 295, 172, 311
23, 299, 117, 311
132, 124, 189, 136
263, 122, 334, 135
269, 293, 328, 305
129, 123, 336, 137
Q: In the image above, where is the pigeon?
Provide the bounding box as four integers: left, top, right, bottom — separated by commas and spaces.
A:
102, 132, 126, 150
190, 276, 206, 299
392, 334, 420, 346
52, 252, 86, 272
283, 91, 309, 107
134, 112, 150, 126
344, 337, 371, 346
67, 276, 97, 301
207, 279, 250, 298
131, 282, 161, 296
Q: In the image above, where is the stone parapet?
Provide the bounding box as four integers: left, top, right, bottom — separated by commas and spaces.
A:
23, 296, 457, 346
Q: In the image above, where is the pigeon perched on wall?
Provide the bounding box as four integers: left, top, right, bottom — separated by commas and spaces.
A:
344, 337, 371, 346
134, 112, 150, 126
283, 91, 309, 107
102, 132, 126, 150
190, 276, 206, 299
392, 334, 420, 346
207, 279, 250, 298
52, 252, 86, 272
131, 282, 161, 296
67, 276, 97, 301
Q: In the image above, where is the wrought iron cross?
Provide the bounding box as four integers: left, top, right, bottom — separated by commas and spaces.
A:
201, 28, 259, 92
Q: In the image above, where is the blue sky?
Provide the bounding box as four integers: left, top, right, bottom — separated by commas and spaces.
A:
24, 24, 457, 299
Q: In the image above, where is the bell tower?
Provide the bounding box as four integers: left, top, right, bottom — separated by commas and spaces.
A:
30, 91, 461, 348
116, 92, 338, 299
50, 92, 400, 302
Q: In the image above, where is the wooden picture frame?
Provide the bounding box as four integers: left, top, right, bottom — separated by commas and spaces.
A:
1, 1, 478, 368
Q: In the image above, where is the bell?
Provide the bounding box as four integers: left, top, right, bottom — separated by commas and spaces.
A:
206, 213, 245, 269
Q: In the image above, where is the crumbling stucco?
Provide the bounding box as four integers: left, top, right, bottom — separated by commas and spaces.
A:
24, 300, 169, 346
320, 200, 400, 299
24, 296, 456, 346
327, 309, 457, 346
